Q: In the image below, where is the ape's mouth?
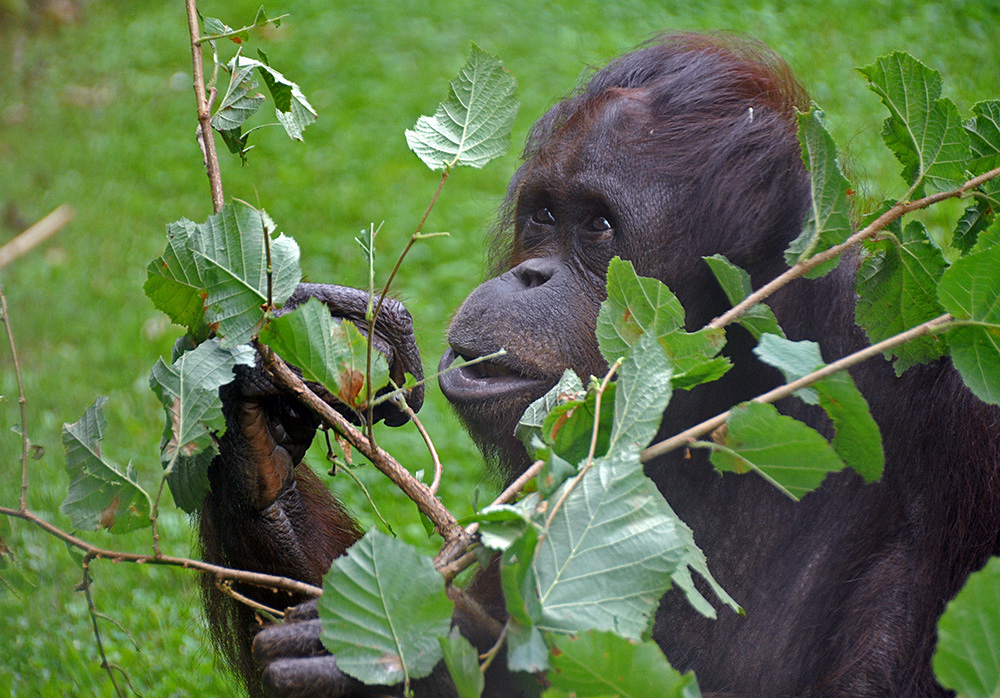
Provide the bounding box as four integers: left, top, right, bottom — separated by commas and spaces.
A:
438, 347, 550, 402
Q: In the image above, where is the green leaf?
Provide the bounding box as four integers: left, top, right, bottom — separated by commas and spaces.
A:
966, 100, 1000, 174
60, 398, 152, 533
933, 557, 1000, 698
539, 384, 614, 466
598, 258, 684, 361
144, 218, 209, 337
319, 529, 453, 686
149, 339, 254, 512
405, 42, 518, 170
858, 52, 970, 197
516, 370, 585, 450
200, 15, 232, 36
470, 503, 533, 552
148, 203, 301, 347
709, 401, 846, 500
785, 109, 853, 276
211, 56, 265, 135
658, 330, 730, 391
703, 254, 785, 340
537, 449, 578, 498
599, 257, 728, 389
753, 335, 884, 482
953, 192, 998, 254
535, 447, 735, 639
253, 50, 318, 141
439, 630, 484, 698
938, 244, 1000, 404
193, 202, 302, 347
609, 333, 672, 453
259, 297, 389, 410
855, 218, 948, 373
544, 631, 699, 698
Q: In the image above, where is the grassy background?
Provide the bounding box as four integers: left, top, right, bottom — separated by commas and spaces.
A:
1, 0, 997, 695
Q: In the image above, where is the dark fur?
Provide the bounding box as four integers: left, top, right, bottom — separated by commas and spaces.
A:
203, 34, 1000, 698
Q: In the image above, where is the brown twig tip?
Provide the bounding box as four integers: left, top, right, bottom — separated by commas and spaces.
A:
186, 0, 225, 212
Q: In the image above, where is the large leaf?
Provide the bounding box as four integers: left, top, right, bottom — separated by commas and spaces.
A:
858, 52, 969, 197
937, 244, 1000, 405
405, 43, 518, 170
144, 218, 209, 336
534, 447, 736, 639
544, 631, 699, 698
60, 398, 151, 533
709, 401, 846, 500
598, 257, 728, 389
855, 218, 947, 374
598, 257, 684, 360
147, 203, 301, 347
933, 557, 1000, 698
319, 529, 453, 686
258, 297, 389, 410
149, 339, 254, 512
785, 109, 853, 277
609, 332, 672, 454
192, 202, 302, 347
753, 334, 883, 482
703, 254, 784, 340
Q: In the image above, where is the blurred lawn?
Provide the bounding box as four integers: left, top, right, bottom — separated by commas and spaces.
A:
0, 0, 997, 695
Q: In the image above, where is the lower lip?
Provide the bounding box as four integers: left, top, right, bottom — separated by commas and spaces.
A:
438, 348, 549, 402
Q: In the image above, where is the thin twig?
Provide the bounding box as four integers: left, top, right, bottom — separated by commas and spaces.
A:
78, 557, 126, 698
491, 459, 546, 508
368, 349, 507, 410
186, 0, 225, 212
216, 579, 283, 620
150, 477, 167, 557
710, 165, 1000, 332
0, 204, 74, 269
196, 13, 289, 44
400, 401, 443, 496
0, 285, 31, 511
0, 504, 323, 598
366, 168, 451, 430
641, 313, 954, 461
322, 431, 395, 536
478, 621, 508, 672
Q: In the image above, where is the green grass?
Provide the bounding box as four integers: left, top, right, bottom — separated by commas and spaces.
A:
0, 0, 997, 695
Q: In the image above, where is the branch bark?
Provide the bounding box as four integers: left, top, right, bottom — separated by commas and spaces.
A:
0, 503, 323, 597
186, 0, 225, 213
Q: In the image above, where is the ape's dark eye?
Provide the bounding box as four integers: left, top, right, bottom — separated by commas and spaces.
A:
590, 215, 613, 234
531, 207, 555, 226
